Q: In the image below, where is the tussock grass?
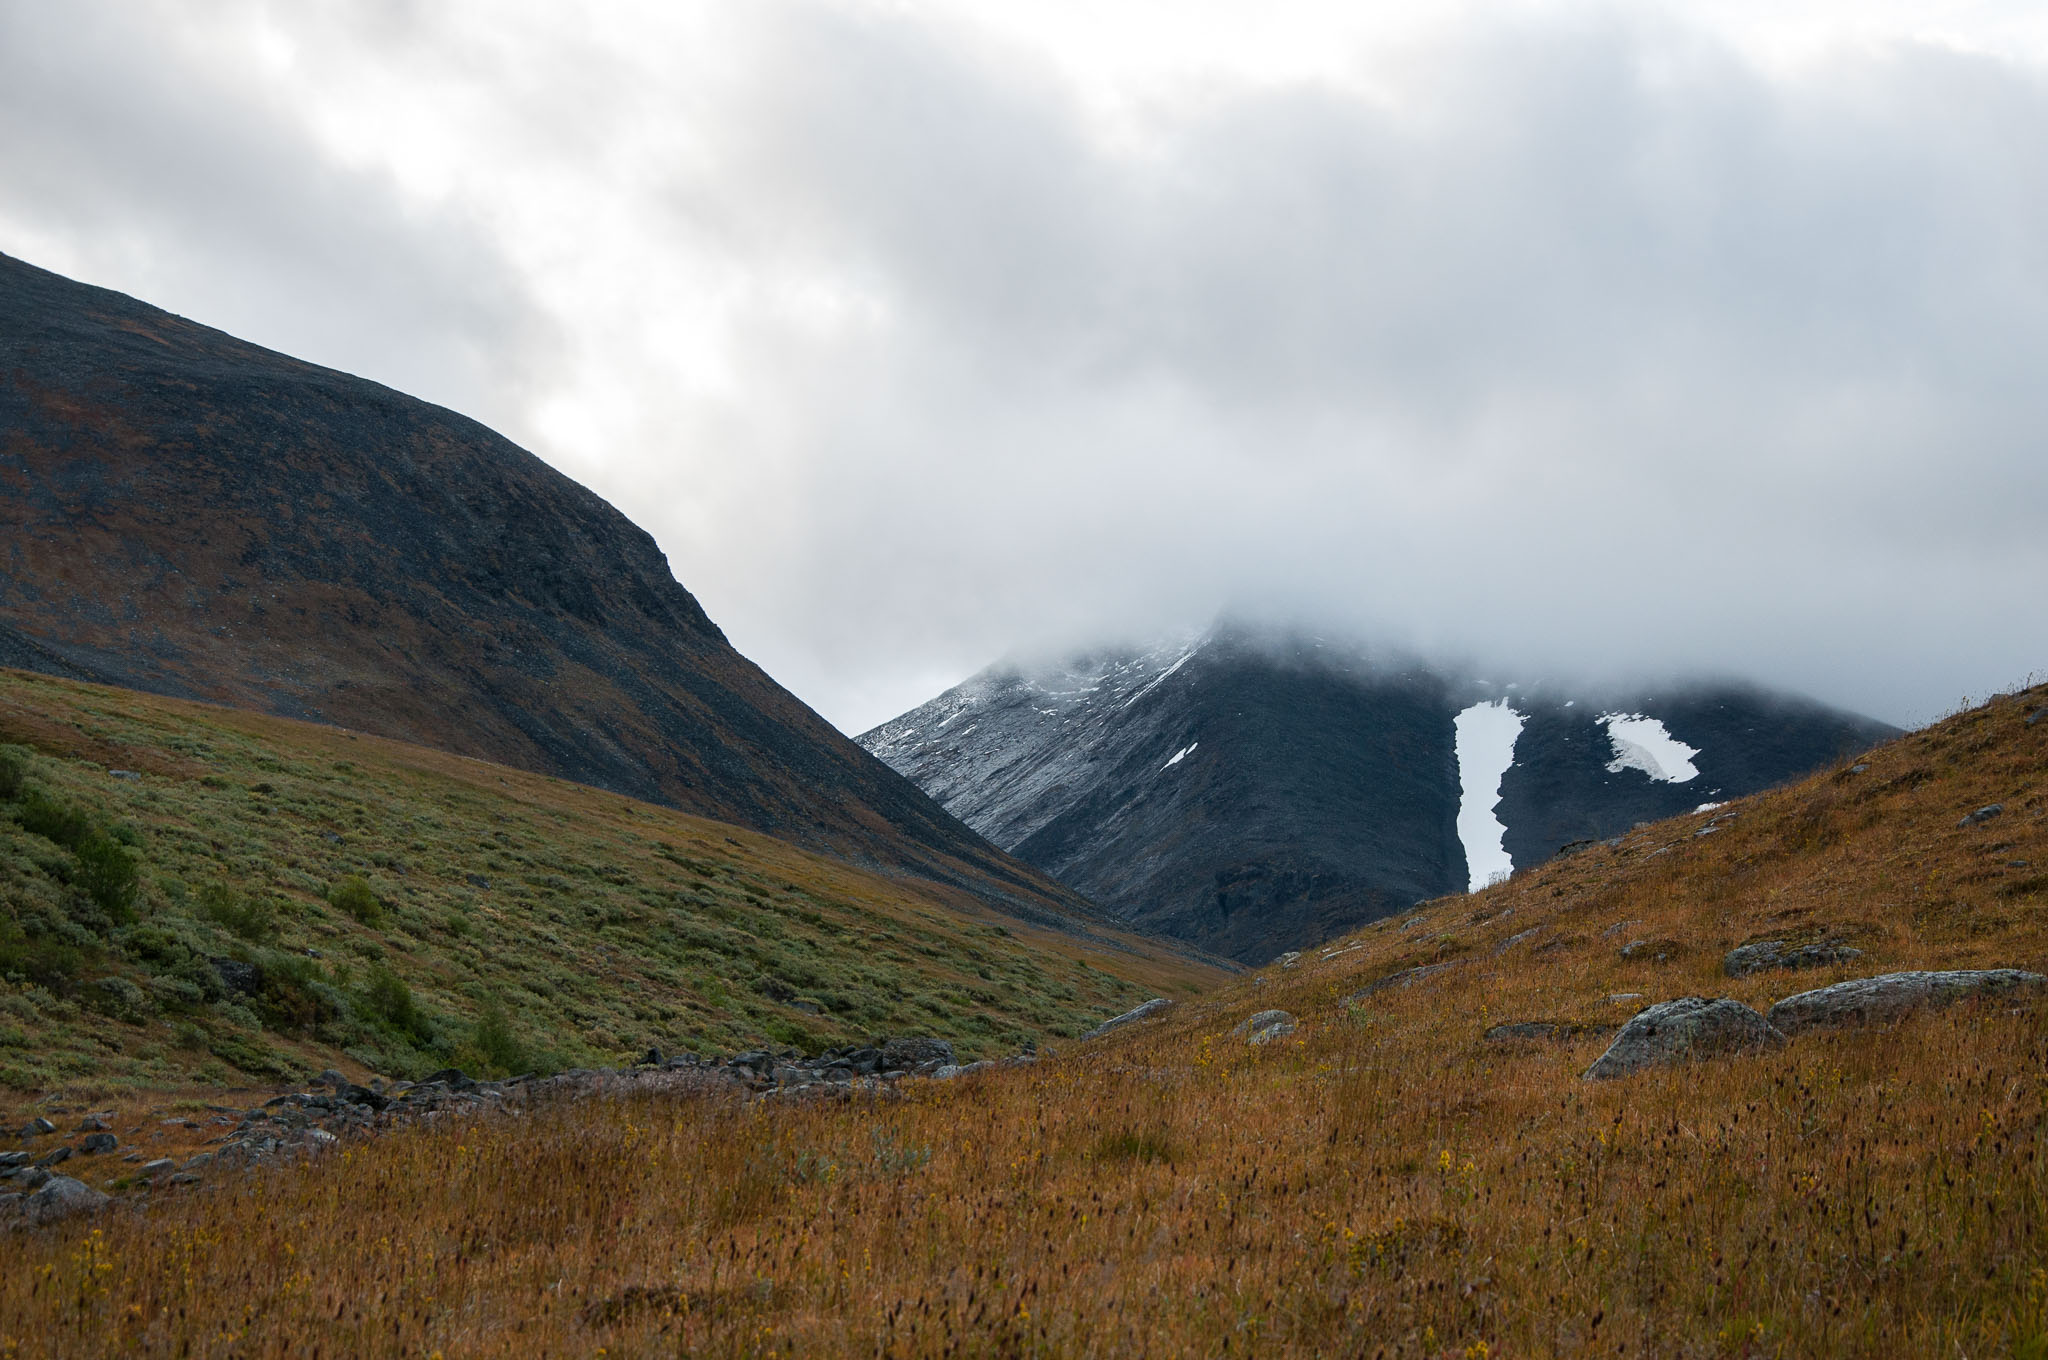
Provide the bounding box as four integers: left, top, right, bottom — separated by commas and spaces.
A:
3, 683, 2044, 1356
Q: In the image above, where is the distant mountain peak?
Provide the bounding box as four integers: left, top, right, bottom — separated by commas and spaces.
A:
862, 626, 1899, 964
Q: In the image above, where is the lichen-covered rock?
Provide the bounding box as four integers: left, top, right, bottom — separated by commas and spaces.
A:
1723, 940, 1863, 978
7, 1175, 108, 1228
1767, 970, 2047, 1037
1583, 998, 1784, 1081
1232, 1009, 1296, 1045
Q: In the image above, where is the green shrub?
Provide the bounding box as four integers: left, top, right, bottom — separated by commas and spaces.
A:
196, 882, 277, 941
0, 927, 84, 992
0, 747, 26, 801
71, 834, 138, 922
360, 963, 428, 1043
14, 788, 138, 921
472, 998, 529, 1075
14, 787, 92, 848
328, 875, 383, 926
254, 954, 346, 1034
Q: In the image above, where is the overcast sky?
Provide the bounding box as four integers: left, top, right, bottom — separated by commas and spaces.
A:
5, 1, 2047, 732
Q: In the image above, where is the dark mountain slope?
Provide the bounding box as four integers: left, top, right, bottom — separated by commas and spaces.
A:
1495, 683, 1897, 866
861, 624, 1899, 963
0, 251, 1093, 928
863, 628, 1468, 963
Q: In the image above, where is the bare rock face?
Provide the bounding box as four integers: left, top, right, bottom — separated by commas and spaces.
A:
1767, 970, 2047, 1037
1583, 997, 1785, 1080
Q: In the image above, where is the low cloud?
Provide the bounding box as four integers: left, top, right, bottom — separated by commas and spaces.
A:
4, 2, 2045, 731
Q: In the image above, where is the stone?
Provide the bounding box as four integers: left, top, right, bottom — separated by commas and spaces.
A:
211, 957, 262, 996
1275, 951, 1301, 969
13, 1167, 50, 1191
0, 1152, 27, 1169
1583, 998, 1784, 1080
638, 1047, 663, 1067
12, 1175, 108, 1226
2028, 708, 2046, 726
21, 1116, 54, 1137
78, 1133, 117, 1155
341, 1084, 388, 1111
1078, 998, 1172, 1041
140, 1159, 175, 1179
75, 1115, 109, 1132
1959, 804, 2005, 827
1723, 940, 1863, 978
1232, 1009, 1297, 1045
931, 1064, 963, 1080
32, 1146, 72, 1169
1767, 969, 2047, 1037
420, 1068, 475, 1090
313, 1069, 348, 1089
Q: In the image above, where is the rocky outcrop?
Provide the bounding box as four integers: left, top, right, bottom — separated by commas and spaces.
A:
1582, 998, 1785, 1080
1080, 998, 1173, 1041
1723, 940, 1863, 977
1766, 970, 2047, 1037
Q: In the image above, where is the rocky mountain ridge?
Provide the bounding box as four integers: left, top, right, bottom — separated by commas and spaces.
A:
860, 622, 1899, 962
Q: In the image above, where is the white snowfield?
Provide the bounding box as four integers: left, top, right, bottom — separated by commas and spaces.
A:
1599, 713, 1700, 784
1454, 699, 1525, 893
1162, 743, 1198, 770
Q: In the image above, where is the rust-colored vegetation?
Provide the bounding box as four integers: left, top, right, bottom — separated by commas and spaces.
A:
3, 683, 2045, 1357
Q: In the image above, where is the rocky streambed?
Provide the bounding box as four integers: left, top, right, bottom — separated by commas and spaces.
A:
1, 1034, 1044, 1228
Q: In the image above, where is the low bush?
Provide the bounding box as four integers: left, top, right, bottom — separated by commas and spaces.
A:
360, 963, 430, 1044
0, 746, 26, 800
328, 875, 384, 927
196, 882, 278, 941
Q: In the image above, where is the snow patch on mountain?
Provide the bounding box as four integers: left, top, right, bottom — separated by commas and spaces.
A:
1163, 743, 1198, 770
1454, 699, 1525, 893
1600, 713, 1700, 783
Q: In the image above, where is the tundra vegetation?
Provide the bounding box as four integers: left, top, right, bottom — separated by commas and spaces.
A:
2, 679, 2045, 1357
0, 668, 1214, 1094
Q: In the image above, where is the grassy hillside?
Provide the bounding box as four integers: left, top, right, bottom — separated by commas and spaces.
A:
6, 681, 2044, 1357
0, 668, 1223, 1095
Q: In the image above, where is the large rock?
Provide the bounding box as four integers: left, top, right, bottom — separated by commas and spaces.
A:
1723, 940, 1863, 978
1767, 970, 2047, 1037
7, 1175, 109, 1227
1583, 997, 1784, 1080
1080, 998, 1172, 1041
1231, 1009, 1297, 1045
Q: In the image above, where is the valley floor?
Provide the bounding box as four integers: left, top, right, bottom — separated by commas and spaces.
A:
3, 685, 2045, 1357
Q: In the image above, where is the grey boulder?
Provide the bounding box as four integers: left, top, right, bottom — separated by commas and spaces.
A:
1232, 1009, 1297, 1045
8, 1175, 109, 1227
1767, 969, 2047, 1037
1583, 998, 1784, 1081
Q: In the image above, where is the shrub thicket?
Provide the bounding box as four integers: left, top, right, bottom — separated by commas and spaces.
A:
328, 875, 383, 927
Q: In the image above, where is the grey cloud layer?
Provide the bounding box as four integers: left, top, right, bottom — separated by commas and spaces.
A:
3, 2, 2043, 730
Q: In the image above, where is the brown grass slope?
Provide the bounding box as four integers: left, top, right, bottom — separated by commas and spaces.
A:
0, 667, 1223, 1095
4, 685, 2045, 1357
0, 250, 1110, 932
